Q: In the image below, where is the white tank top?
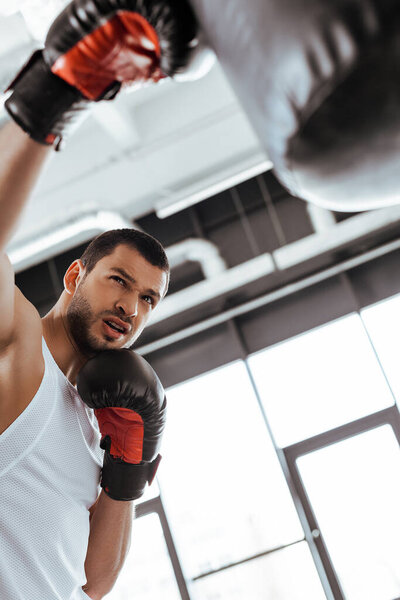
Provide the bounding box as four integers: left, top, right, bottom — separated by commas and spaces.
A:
0, 338, 103, 600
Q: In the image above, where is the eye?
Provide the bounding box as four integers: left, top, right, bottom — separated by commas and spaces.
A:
142, 295, 154, 306
111, 276, 126, 286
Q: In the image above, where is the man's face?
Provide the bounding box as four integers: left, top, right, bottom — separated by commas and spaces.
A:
66, 244, 168, 356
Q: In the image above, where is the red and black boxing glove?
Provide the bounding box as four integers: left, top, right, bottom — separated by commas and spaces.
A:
77, 349, 167, 501
5, 0, 198, 148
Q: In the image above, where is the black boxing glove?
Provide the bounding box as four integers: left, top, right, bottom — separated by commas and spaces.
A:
77, 349, 167, 501
5, 0, 198, 149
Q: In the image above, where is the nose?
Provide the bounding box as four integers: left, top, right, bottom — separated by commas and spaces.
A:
116, 292, 139, 318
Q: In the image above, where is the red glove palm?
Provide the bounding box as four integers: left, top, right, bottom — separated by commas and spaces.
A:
50, 11, 165, 101
95, 407, 145, 464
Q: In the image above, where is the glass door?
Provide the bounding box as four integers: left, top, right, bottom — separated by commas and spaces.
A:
285, 409, 400, 600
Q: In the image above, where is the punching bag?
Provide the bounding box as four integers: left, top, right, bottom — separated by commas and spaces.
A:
190, 0, 400, 211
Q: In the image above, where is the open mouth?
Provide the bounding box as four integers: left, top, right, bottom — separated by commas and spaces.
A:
104, 320, 125, 334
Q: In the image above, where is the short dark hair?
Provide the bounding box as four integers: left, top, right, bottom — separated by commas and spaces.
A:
80, 228, 170, 291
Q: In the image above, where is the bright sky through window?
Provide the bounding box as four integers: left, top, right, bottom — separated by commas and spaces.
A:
249, 313, 394, 446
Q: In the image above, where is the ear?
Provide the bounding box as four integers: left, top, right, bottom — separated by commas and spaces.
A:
64, 260, 85, 295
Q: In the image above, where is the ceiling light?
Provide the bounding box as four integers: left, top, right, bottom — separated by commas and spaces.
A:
7, 211, 133, 272
155, 153, 272, 218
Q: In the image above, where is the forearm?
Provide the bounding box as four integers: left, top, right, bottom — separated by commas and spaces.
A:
83, 490, 134, 600
0, 120, 50, 251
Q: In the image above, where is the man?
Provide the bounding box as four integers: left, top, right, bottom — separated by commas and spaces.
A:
0, 0, 198, 598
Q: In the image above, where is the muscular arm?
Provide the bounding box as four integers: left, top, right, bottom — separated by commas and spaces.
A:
0, 120, 50, 348
83, 491, 134, 600
0, 120, 50, 251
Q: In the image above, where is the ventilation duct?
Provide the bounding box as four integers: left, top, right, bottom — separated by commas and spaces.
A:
7, 205, 400, 331
166, 238, 226, 278
7, 211, 226, 280
7, 212, 135, 272
148, 204, 400, 325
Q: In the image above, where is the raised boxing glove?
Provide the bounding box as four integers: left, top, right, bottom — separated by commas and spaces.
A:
5, 0, 198, 149
77, 349, 167, 501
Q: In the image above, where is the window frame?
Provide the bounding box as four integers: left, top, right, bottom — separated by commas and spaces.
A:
283, 405, 400, 600
135, 497, 191, 600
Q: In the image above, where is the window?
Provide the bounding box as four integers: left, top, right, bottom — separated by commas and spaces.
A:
106, 295, 400, 600
105, 512, 181, 600
158, 361, 304, 579
248, 314, 394, 446
361, 293, 400, 405
297, 425, 400, 600
190, 542, 326, 600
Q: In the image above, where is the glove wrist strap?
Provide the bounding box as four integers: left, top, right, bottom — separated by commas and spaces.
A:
5, 50, 87, 149
101, 451, 162, 502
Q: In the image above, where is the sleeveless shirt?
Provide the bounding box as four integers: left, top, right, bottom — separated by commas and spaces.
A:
0, 337, 103, 600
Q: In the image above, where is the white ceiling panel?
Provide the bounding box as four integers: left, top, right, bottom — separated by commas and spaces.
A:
0, 5, 269, 257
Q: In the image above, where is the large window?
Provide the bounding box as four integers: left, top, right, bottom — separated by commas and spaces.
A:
106, 295, 400, 600
248, 313, 394, 447
361, 293, 400, 404
106, 512, 181, 600
158, 361, 305, 578
297, 425, 400, 600
191, 542, 326, 600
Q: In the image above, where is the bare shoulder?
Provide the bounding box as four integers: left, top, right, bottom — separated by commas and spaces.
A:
0, 286, 44, 435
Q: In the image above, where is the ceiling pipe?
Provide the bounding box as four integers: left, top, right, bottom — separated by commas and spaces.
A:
7, 211, 135, 272
273, 203, 400, 270
138, 236, 400, 355
7, 211, 226, 280
150, 253, 275, 325
306, 203, 336, 233
148, 203, 400, 326
166, 238, 227, 278
7, 203, 400, 329
155, 151, 271, 218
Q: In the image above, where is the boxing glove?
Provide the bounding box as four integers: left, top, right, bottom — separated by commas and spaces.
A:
77, 349, 167, 501
5, 0, 198, 149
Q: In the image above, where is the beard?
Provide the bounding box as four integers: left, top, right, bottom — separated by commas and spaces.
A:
66, 284, 122, 357
66, 287, 101, 357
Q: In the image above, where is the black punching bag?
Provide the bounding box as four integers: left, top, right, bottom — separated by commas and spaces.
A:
190, 0, 400, 211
